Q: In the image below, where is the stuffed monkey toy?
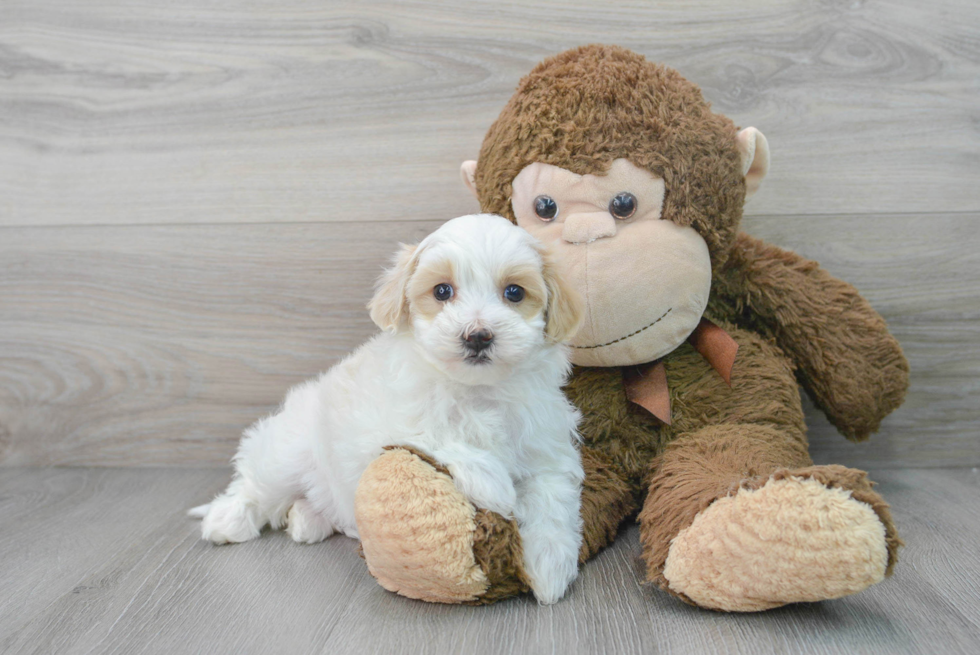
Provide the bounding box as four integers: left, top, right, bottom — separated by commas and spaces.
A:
353, 45, 909, 611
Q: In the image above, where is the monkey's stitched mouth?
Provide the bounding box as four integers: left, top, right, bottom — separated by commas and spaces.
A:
570, 307, 672, 350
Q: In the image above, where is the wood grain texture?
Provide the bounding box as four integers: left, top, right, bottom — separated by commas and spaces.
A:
2, 213, 977, 468
1, 0, 978, 227
2, 467, 978, 654
2, 3, 976, 651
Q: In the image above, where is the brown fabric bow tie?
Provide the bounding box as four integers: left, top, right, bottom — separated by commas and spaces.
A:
622, 318, 739, 425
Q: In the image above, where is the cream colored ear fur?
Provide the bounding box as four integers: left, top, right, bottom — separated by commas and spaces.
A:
368, 244, 419, 331
541, 251, 584, 343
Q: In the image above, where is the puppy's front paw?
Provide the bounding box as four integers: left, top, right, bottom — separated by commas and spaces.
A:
286, 499, 335, 544
447, 459, 517, 518
523, 540, 579, 605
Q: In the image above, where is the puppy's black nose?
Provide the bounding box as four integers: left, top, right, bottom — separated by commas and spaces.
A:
463, 329, 494, 353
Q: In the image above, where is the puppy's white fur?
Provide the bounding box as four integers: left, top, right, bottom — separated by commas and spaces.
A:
190, 214, 585, 605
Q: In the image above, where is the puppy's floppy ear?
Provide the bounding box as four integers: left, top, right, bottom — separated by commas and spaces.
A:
541, 249, 584, 343
368, 243, 419, 331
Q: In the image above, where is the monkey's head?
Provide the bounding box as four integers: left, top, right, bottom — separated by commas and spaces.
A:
460, 45, 769, 367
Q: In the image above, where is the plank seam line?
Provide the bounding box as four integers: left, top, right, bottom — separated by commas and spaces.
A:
1, 210, 977, 231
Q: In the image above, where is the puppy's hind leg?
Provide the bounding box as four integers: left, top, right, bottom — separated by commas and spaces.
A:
199, 412, 305, 544
200, 477, 267, 545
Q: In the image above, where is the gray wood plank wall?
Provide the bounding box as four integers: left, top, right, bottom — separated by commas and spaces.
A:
2, 0, 978, 468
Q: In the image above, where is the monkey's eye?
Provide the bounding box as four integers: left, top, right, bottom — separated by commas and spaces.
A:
433, 284, 454, 301
503, 284, 525, 303
534, 195, 559, 221
609, 192, 637, 219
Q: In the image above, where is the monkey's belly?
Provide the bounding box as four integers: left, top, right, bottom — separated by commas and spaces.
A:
565, 325, 805, 491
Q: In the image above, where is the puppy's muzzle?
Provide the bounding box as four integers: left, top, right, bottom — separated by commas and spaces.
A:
462, 329, 494, 359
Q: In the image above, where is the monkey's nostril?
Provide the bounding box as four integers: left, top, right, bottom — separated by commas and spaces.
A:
463, 329, 494, 353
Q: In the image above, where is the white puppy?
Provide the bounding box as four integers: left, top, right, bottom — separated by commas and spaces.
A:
190, 213, 585, 604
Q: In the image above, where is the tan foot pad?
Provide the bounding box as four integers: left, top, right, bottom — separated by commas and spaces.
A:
663, 476, 889, 612
354, 448, 489, 603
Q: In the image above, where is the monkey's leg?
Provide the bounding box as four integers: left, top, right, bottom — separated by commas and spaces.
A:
354, 446, 635, 604
640, 424, 901, 612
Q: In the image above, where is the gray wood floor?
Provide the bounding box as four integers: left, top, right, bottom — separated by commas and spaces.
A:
1, 466, 978, 655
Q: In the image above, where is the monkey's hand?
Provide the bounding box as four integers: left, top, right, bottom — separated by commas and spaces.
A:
712, 233, 909, 440
353, 446, 530, 604
353, 446, 635, 604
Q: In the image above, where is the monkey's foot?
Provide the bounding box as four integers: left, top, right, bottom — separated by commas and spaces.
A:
354, 447, 529, 604
662, 466, 901, 612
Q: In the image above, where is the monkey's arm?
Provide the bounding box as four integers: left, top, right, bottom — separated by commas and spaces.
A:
710, 232, 909, 441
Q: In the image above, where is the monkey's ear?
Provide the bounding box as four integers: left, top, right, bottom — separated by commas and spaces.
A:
460, 160, 479, 200
736, 127, 770, 199
541, 252, 584, 343
368, 244, 419, 331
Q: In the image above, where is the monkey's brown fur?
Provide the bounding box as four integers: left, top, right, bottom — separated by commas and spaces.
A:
356, 45, 909, 610
475, 45, 745, 268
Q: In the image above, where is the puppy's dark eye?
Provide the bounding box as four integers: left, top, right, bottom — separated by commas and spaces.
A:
433, 284, 454, 301
503, 284, 525, 303
534, 195, 558, 221
609, 192, 637, 219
